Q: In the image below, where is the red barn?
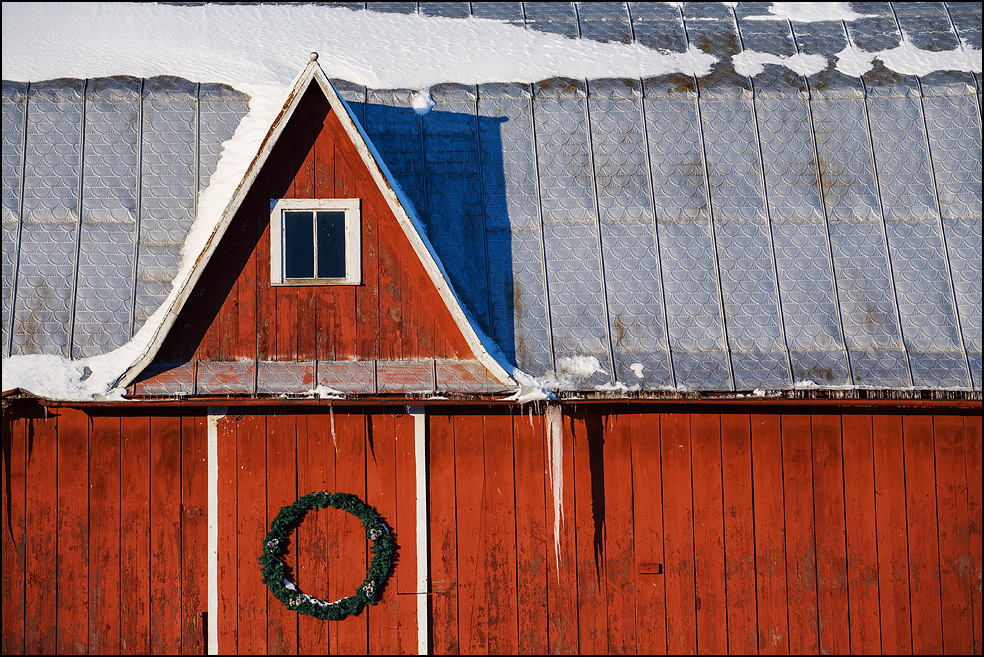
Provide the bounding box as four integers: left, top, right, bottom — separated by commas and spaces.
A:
2, 3, 981, 655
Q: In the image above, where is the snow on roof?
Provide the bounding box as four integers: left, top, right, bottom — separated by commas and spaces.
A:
2, 2, 981, 401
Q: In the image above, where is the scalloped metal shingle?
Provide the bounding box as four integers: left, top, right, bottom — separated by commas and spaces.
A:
2, 2, 981, 393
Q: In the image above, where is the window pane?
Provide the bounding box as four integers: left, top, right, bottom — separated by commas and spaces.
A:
317, 211, 346, 278
284, 211, 314, 279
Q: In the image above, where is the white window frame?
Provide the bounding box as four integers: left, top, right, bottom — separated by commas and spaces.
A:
269, 198, 361, 286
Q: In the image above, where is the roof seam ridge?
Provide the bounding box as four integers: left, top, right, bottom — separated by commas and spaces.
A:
792, 21, 857, 386
582, 78, 617, 388
129, 78, 146, 339
683, 4, 738, 392
7, 82, 30, 358
638, 77, 677, 389
914, 75, 974, 385
528, 80, 557, 377
733, 7, 796, 388
67, 78, 88, 359
850, 17, 916, 389
472, 84, 497, 345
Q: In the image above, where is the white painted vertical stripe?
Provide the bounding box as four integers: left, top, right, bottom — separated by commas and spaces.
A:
410, 406, 429, 655
206, 407, 225, 656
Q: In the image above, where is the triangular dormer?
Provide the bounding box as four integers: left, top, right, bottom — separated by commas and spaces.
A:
124, 55, 516, 397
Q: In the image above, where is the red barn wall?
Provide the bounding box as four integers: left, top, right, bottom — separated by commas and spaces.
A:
153, 85, 473, 367
2, 401, 981, 655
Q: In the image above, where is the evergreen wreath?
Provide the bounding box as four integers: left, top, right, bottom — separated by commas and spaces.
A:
259, 491, 397, 621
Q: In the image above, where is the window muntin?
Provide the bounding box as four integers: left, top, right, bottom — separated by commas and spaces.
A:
270, 198, 361, 286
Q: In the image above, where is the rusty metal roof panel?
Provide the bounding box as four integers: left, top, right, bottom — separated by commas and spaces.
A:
317, 360, 376, 394
131, 361, 196, 397
377, 360, 436, 394
196, 361, 254, 395
256, 361, 316, 395
436, 359, 511, 394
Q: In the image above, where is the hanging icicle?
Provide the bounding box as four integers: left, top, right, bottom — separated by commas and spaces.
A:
545, 404, 564, 577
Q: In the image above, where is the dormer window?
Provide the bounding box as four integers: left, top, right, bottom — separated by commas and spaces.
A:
270, 198, 361, 285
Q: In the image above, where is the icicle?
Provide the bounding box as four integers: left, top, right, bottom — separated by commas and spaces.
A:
545, 404, 564, 578
528, 404, 534, 429
329, 404, 338, 456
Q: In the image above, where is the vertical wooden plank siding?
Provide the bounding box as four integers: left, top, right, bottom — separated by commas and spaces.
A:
841, 414, 882, 654
935, 414, 975, 654
181, 414, 209, 655
57, 407, 89, 655
215, 413, 239, 654
572, 408, 608, 655
903, 414, 944, 654
3, 402, 983, 655
661, 412, 697, 654
966, 416, 983, 655
720, 413, 757, 655
513, 410, 549, 655
366, 412, 400, 653
236, 411, 268, 654
873, 413, 913, 654
546, 406, 578, 655
295, 411, 332, 654
150, 414, 183, 654
691, 412, 728, 655
484, 412, 519, 655
294, 103, 318, 363
631, 412, 667, 655
237, 186, 258, 363
812, 414, 850, 655
333, 410, 370, 655
89, 414, 122, 654
453, 413, 489, 654
393, 411, 419, 654
119, 414, 152, 655
25, 405, 59, 655
781, 413, 819, 654
603, 410, 638, 654
1, 400, 26, 656
429, 413, 460, 654
266, 411, 299, 655
354, 144, 380, 361
751, 413, 789, 654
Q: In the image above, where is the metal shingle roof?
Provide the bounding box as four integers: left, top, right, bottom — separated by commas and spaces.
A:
3, 2, 981, 393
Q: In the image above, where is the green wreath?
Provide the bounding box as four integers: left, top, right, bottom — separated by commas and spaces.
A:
259, 491, 397, 620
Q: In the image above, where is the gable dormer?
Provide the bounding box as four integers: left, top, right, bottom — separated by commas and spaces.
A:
127, 56, 515, 398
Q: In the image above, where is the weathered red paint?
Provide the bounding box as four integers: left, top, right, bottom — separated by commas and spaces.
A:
841, 414, 881, 655
631, 412, 667, 655
813, 414, 850, 655
751, 413, 789, 654
25, 405, 58, 655
874, 414, 913, 654
3, 401, 982, 654
721, 413, 758, 655
120, 413, 152, 654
